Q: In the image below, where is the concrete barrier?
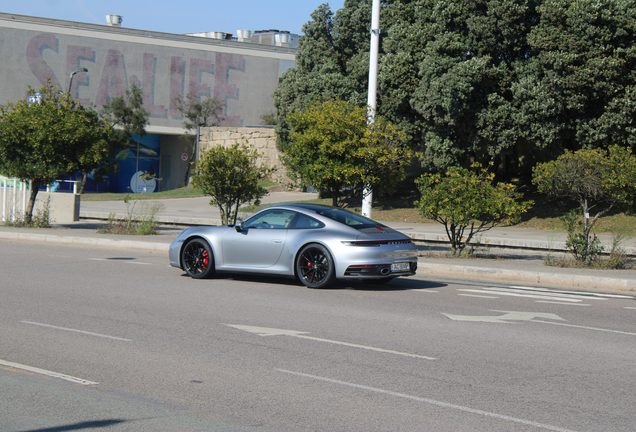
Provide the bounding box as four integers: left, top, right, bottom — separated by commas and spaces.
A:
34, 192, 80, 223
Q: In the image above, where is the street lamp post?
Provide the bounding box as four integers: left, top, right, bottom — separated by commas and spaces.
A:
68, 67, 89, 194
362, 0, 380, 218
68, 67, 88, 94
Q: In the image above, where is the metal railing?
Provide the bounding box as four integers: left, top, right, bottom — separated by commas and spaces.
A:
1, 176, 30, 222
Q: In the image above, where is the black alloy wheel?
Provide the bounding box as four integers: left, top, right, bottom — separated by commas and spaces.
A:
296, 244, 336, 289
182, 238, 215, 279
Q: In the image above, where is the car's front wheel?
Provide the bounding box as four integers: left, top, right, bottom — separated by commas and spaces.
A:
181, 238, 215, 279
296, 244, 336, 289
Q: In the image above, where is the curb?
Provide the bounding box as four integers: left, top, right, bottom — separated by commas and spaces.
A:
417, 261, 636, 293
0, 231, 170, 252
79, 212, 220, 227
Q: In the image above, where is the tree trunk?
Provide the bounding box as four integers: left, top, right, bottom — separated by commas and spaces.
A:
218, 204, 227, 226
79, 173, 88, 194
183, 140, 196, 186
25, 181, 39, 224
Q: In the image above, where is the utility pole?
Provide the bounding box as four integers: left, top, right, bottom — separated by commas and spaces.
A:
362, 0, 380, 218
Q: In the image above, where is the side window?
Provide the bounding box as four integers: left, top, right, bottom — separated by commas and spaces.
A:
244, 210, 296, 229
290, 214, 324, 229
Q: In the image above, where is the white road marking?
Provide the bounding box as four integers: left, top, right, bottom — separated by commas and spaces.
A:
411, 289, 439, 292
21, 321, 131, 342
625, 307, 636, 310
457, 289, 583, 303
535, 301, 590, 306
485, 287, 607, 301
442, 311, 636, 335
508, 285, 630, 299
458, 294, 499, 299
224, 324, 436, 360
532, 320, 636, 336
0, 359, 98, 386
442, 311, 565, 324
277, 369, 577, 432
88, 258, 150, 265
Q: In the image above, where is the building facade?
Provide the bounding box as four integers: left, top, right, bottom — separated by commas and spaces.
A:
0, 13, 297, 192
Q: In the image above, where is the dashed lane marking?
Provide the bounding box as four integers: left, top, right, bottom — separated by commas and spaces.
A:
0, 359, 98, 385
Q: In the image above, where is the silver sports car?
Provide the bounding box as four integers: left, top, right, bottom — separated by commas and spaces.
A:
169, 203, 418, 288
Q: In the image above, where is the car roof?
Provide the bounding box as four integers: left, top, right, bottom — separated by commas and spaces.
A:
266, 203, 336, 212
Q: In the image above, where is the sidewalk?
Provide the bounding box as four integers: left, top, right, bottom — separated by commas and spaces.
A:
1, 192, 635, 297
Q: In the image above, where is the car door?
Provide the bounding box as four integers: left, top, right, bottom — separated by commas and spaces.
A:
221, 209, 296, 268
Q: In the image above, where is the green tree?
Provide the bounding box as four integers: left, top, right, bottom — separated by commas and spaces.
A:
174, 93, 225, 186
532, 146, 636, 261
101, 84, 149, 138
410, 0, 541, 171
524, 0, 636, 154
275, 1, 543, 172
0, 81, 110, 222
191, 144, 271, 226
99, 84, 150, 192
285, 100, 416, 207
272, 2, 373, 152
281, 1, 636, 176
377, 0, 436, 145
416, 164, 533, 255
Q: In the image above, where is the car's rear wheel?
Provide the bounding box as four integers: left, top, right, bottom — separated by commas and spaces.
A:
182, 238, 215, 279
296, 244, 336, 289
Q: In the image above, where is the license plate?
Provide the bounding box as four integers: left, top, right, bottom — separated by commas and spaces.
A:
391, 262, 410, 271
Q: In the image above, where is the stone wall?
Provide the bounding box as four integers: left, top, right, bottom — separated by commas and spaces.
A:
199, 126, 297, 189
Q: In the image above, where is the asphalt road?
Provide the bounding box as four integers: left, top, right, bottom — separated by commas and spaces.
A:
1, 241, 635, 431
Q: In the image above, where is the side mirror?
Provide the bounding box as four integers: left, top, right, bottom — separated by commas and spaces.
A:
235, 221, 244, 232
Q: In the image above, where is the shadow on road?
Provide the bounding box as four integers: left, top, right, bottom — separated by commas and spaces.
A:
342, 278, 447, 291
178, 272, 445, 291
18, 419, 127, 432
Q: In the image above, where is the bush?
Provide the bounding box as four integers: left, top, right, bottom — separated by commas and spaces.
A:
533, 146, 636, 263
98, 193, 163, 235
415, 164, 532, 255
191, 143, 271, 226
3, 197, 52, 228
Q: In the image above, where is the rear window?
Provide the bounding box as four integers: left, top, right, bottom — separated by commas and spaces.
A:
315, 208, 386, 229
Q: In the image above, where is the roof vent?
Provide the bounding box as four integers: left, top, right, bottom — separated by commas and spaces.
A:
275, 33, 290, 46
237, 29, 252, 42
106, 15, 123, 27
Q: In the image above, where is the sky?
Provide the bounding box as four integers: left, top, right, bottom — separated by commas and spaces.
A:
0, 0, 347, 36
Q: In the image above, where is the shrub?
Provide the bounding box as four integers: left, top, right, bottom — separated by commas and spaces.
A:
415, 164, 532, 255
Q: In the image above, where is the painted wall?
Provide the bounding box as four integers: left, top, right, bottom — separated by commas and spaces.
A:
0, 14, 296, 130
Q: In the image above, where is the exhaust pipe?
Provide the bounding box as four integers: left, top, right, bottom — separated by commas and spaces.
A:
380, 267, 390, 276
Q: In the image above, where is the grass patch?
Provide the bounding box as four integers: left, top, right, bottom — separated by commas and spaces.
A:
81, 181, 281, 202
81, 186, 206, 201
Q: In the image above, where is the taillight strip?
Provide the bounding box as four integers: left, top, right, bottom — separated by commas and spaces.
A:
342, 239, 412, 246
